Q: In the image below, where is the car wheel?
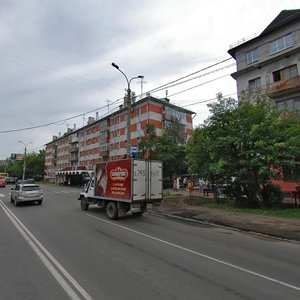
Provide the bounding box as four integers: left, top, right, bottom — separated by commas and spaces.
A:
38, 200, 42, 205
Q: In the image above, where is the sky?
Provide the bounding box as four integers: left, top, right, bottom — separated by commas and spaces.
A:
0, 0, 299, 159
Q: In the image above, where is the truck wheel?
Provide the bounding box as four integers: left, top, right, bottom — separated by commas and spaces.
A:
106, 202, 118, 220
80, 198, 89, 211
132, 203, 147, 216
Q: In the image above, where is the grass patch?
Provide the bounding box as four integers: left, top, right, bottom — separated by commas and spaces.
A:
206, 200, 300, 219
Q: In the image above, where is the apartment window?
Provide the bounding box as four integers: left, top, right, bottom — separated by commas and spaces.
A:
273, 65, 298, 82
246, 49, 258, 64
248, 77, 261, 91
269, 33, 293, 55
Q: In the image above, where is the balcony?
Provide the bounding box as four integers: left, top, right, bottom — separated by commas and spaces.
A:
267, 75, 300, 98
69, 155, 79, 162
69, 145, 79, 153
100, 149, 109, 157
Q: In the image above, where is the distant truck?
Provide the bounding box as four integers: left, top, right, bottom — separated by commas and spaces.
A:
78, 158, 163, 219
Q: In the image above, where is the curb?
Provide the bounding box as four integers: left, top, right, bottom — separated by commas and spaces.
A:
147, 210, 300, 242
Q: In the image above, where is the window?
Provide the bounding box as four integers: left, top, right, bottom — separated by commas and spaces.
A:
246, 49, 258, 64
248, 77, 261, 91
269, 33, 293, 55
273, 65, 298, 82
276, 99, 300, 111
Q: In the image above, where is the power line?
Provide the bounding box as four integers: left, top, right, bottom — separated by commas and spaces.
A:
146, 57, 233, 94
180, 92, 237, 108
0, 97, 124, 134
0, 57, 235, 134
152, 63, 235, 93
167, 73, 231, 97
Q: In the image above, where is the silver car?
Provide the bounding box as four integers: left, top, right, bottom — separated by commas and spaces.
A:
11, 184, 43, 206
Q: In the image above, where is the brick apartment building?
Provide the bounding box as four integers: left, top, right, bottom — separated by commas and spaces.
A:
45, 96, 194, 184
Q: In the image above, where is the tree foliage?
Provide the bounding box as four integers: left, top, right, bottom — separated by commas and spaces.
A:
6, 150, 45, 180
187, 92, 300, 208
138, 120, 188, 179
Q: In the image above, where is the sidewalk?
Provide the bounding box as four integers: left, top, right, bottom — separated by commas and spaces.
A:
148, 189, 300, 241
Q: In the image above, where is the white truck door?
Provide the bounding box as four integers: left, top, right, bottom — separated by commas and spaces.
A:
149, 161, 163, 200
132, 159, 147, 201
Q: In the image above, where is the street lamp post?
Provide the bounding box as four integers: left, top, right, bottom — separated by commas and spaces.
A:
111, 63, 144, 156
19, 141, 32, 180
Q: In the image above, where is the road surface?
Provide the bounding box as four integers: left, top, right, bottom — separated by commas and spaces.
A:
0, 184, 299, 299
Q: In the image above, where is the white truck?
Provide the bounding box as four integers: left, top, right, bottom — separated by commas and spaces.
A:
78, 158, 163, 219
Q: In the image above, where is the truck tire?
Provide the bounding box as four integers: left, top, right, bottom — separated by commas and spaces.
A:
106, 202, 118, 220
132, 203, 147, 216
80, 198, 89, 211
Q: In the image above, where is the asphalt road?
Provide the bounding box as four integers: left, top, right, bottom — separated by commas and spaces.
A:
0, 184, 299, 300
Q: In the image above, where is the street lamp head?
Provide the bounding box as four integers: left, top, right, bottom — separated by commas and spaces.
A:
138, 75, 144, 79
111, 62, 119, 70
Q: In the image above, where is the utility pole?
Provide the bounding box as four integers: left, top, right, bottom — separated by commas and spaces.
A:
19, 141, 33, 180
111, 63, 144, 156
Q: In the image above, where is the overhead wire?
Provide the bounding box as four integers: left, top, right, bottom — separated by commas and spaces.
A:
0, 57, 235, 134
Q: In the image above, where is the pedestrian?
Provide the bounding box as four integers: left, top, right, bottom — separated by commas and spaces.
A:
173, 179, 178, 192
183, 177, 187, 188
176, 177, 180, 191
198, 178, 205, 195
187, 178, 193, 195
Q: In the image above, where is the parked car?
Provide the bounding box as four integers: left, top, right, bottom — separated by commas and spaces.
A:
10, 184, 43, 206
26, 178, 35, 184
6, 177, 17, 184
0, 180, 6, 188
15, 179, 28, 185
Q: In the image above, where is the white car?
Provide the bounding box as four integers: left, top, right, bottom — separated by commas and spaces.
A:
11, 184, 43, 206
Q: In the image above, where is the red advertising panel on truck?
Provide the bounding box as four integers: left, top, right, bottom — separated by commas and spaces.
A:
95, 159, 132, 201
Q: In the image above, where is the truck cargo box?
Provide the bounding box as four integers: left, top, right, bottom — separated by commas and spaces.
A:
94, 158, 162, 203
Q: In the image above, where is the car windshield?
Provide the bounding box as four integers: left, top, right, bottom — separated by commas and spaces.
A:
22, 186, 41, 191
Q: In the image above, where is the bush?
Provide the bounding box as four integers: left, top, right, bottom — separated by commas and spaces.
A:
261, 184, 283, 208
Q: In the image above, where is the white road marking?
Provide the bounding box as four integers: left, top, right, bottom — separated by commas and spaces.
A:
0, 200, 93, 300
0, 193, 5, 197
87, 213, 300, 292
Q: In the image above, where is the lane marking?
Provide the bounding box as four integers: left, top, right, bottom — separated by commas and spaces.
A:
87, 213, 300, 292
0, 193, 5, 197
0, 200, 93, 300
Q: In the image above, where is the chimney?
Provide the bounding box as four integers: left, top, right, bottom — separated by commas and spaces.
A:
96, 112, 99, 120
73, 124, 76, 130
58, 132, 61, 138
87, 117, 95, 124
53, 135, 58, 141
131, 92, 136, 104
119, 104, 123, 110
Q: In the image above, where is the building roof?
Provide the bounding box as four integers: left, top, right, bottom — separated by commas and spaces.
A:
228, 9, 300, 58
45, 95, 195, 146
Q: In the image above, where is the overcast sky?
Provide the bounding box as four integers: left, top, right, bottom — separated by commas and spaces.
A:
0, 0, 299, 159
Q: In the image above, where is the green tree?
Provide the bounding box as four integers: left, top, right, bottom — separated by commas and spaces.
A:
7, 150, 45, 180
187, 92, 300, 208
154, 119, 187, 179
138, 124, 158, 156
138, 120, 188, 179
